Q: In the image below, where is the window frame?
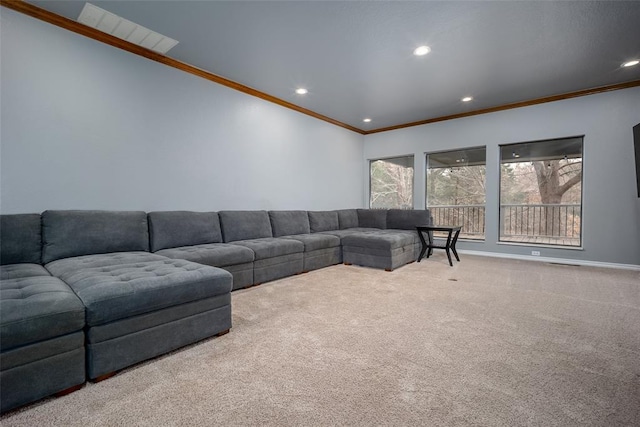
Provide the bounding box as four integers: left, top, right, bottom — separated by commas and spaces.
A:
424, 146, 487, 241
368, 154, 415, 209
497, 136, 585, 249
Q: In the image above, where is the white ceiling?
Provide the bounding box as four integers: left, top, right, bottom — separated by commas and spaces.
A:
28, 1, 640, 131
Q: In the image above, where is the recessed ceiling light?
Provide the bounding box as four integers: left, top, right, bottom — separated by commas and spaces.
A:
363, 118, 372, 123
295, 88, 308, 95
413, 45, 431, 56
622, 60, 639, 67
462, 96, 473, 102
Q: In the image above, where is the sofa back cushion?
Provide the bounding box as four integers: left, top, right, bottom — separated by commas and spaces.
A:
218, 211, 273, 242
386, 209, 431, 230
42, 210, 149, 263
269, 211, 310, 237
308, 211, 339, 232
148, 211, 222, 252
336, 209, 359, 230
0, 214, 42, 265
357, 209, 387, 229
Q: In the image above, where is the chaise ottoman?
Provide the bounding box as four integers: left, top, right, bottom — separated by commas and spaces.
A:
341, 231, 415, 271
42, 210, 233, 380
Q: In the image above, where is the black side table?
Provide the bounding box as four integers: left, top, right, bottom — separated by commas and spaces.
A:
416, 225, 462, 267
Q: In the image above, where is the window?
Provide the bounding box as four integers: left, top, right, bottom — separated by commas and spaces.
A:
499, 137, 583, 247
369, 155, 414, 209
426, 147, 486, 240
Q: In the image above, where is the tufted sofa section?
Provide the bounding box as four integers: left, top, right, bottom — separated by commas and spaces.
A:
219, 211, 304, 284
270, 211, 341, 272
41, 211, 233, 381
0, 214, 86, 413
148, 211, 255, 290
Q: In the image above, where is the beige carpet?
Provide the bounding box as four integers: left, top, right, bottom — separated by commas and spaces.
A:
2, 254, 639, 426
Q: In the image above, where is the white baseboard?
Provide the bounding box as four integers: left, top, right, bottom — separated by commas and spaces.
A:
457, 250, 640, 271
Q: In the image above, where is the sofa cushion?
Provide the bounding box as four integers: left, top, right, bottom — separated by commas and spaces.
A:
219, 211, 272, 242
0, 264, 51, 280
45, 252, 232, 326
156, 243, 254, 267
336, 209, 358, 230
0, 214, 42, 265
342, 231, 413, 251
269, 211, 310, 237
308, 211, 339, 232
0, 276, 85, 350
387, 209, 431, 230
232, 238, 303, 260
148, 211, 222, 252
282, 233, 341, 252
357, 209, 388, 229
42, 210, 149, 264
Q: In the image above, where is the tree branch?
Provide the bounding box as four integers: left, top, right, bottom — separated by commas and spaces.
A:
557, 170, 582, 195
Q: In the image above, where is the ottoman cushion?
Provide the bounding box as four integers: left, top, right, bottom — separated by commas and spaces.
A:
318, 229, 379, 240
342, 232, 414, 251
375, 229, 420, 244
46, 252, 232, 326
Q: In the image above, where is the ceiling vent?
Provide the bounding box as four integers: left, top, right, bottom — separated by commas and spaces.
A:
78, 3, 178, 54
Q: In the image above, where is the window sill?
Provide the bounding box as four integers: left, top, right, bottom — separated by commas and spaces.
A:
496, 241, 584, 251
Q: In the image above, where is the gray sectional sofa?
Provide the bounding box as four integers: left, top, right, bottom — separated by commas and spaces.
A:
0, 208, 430, 412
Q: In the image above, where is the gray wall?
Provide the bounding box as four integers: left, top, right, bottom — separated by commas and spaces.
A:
364, 87, 640, 266
0, 9, 364, 213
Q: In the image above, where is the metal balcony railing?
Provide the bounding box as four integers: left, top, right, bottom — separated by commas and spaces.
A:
428, 205, 485, 238
428, 204, 581, 246
500, 204, 581, 246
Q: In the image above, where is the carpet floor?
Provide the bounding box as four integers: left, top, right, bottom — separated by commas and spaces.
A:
2, 254, 639, 426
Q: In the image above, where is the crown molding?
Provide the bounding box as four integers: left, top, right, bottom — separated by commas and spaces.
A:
364, 80, 640, 135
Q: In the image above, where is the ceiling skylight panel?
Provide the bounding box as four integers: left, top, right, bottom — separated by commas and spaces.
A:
96, 11, 119, 33
78, 3, 179, 54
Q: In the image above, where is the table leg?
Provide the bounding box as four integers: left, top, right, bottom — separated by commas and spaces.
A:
417, 229, 428, 262
444, 229, 453, 266
417, 246, 427, 262
451, 229, 461, 262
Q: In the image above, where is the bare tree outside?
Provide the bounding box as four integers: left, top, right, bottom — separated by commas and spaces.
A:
370, 156, 414, 209
500, 137, 583, 246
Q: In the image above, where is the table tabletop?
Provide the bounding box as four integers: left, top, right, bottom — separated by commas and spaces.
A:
416, 225, 462, 232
